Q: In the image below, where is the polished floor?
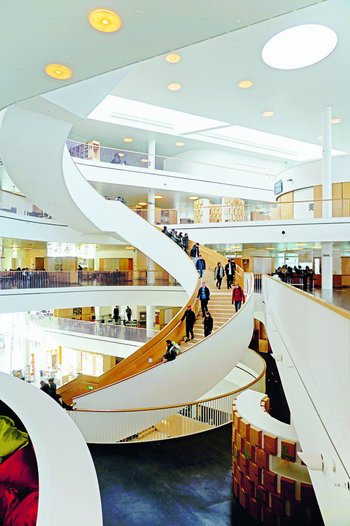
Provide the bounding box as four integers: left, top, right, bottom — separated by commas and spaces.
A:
313, 287, 350, 312
89, 351, 323, 526
90, 425, 258, 526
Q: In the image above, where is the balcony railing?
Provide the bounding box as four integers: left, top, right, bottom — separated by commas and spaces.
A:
69, 349, 266, 443
29, 314, 158, 342
0, 269, 179, 290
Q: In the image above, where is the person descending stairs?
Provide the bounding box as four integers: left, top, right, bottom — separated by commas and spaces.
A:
180, 258, 237, 352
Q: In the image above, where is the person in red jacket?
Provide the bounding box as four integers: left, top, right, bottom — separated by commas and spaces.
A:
232, 284, 245, 312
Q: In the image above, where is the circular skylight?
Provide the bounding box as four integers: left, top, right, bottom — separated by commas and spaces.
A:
262, 24, 337, 70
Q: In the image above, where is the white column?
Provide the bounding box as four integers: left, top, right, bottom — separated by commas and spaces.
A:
322, 107, 332, 219
321, 242, 333, 293
147, 188, 156, 285
148, 139, 156, 170
146, 305, 155, 337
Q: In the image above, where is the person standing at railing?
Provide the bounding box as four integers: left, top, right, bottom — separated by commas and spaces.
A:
225, 258, 236, 289
197, 282, 210, 317
195, 255, 206, 278
214, 262, 224, 289
232, 284, 245, 312
113, 306, 120, 324
126, 306, 132, 322
181, 305, 196, 342
111, 152, 122, 164
203, 312, 213, 337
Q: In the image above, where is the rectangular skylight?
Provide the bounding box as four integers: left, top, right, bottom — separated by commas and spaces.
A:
88, 95, 228, 135
187, 125, 343, 161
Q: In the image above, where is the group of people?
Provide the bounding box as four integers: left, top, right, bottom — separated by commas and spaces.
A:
161, 226, 189, 253
275, 264, 315, 291
40, 378, 73, 410
113, 305, 132, 324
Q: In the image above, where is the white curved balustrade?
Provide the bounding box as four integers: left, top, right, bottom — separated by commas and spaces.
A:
0, 372, 102, 525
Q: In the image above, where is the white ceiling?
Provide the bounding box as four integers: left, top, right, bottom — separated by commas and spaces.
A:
0, 0, 317, 110
67, 0, 350, 164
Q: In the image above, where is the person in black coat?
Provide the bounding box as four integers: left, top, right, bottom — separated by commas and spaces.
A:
203, 312, 213, 337
197, 282, 210, 316
181, 305, 196, 342
113, 305, 120, 323
225, 259, 236, 289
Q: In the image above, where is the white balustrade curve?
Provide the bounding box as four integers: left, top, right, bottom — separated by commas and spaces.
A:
0, 85, 253, 412
0, 372, 102, 526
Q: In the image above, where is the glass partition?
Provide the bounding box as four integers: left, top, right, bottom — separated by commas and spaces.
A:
0, 270, 179, 290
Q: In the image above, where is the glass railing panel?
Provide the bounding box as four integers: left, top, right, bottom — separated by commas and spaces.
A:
0, 189, 53, 220
29, 315, 158, 342
0, 270, 179, 290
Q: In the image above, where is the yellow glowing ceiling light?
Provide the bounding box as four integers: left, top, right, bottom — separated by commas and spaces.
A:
168, 82, 182, 91
45, 64, 73, 80
125, 246, 134, 250
175, 141, 185, 146
138, 202, 147, 206
238, 79, 253, 89
88, 9, 122, 33
123, 137, 133, 143
155, 195, 163, 199
262, 110, 275, 118
165, 53, 181, 64
189, 196, 199, 200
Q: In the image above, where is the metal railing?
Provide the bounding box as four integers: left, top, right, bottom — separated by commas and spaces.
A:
69, 350, 266, 443
0, 188, 53, 220
29, 314, 158, 342
0, 269, 178, 290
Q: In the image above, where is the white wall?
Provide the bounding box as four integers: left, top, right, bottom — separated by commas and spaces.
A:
78, 157, 275, 202
277, 154, 350, 197
262, 276, 350, 524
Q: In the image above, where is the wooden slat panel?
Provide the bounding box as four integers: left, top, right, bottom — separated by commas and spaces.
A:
314, 185, 322, 218
332, 182, 343, 217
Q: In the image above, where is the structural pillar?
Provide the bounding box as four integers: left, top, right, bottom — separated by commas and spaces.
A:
146, 305, 156, 338
322, 106, 332, 219
148, 139, 156, 170
321, 107, 333, 293
147, 188, 156, 285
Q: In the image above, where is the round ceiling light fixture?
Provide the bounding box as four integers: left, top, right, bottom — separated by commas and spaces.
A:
123, 137, 133, 143
45, 64, 73, 80
155, 195, 163, 199
168, 82, 182, 91
262, 110, 275, 118
165, 53, 181, 64
138, 202, 147, 206
189, 196, 199, 200
175, 141, 185, 146
238, 79, 253, 89
88, 9, 122, 33
262, 24, 337, 70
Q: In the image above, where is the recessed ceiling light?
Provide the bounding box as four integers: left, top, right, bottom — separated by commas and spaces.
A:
155, 195, 163, 199
138, 202, 147, 206
141, 158, 149, 163
168, 82, 182, 91
125, 246, 134, 250
331, 117, 342, 124
88, 9, 122, 33
262, 111, 275, 118
118, 152, 125, 157
238, 80, 253, 89
189, 196, 199, 200
123, 137, 133, 143
175, 141, 185, 146
262, 24, 337, 70
45, 64, 73, 80
165, 53, 181, 64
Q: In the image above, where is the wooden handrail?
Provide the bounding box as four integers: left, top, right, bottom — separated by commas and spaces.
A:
58, 235, 245, 405
71, 348, 265, 413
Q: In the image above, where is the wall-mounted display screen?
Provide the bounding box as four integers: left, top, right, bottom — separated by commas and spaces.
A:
274, 180, 283, 195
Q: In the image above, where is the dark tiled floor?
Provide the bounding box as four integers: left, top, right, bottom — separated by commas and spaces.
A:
90, 426, 258, 526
